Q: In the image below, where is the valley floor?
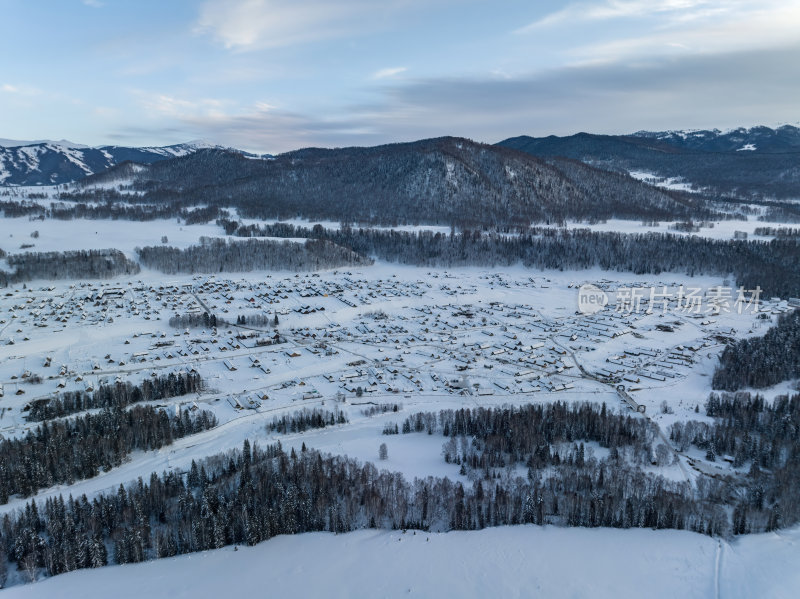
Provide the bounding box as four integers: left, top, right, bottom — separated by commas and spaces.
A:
0, 215, 798, 596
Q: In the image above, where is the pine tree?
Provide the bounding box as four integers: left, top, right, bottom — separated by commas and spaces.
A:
242, 439, 251, 467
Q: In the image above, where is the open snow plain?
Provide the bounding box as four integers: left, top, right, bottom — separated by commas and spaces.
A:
4, 524, 800, 599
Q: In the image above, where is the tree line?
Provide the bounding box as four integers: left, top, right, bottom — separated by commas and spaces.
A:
3, 393, 799, 585
223, 220, 800, 298
753, 226, 800, 238
0, 434, 716, 587
0, 249, 139, 287
712, 310, 800, 390
169, 312, 277, 329
399, 397, 800, 535
136, 237, 372, 275
235, 313, 279, 327
0, 405, 217, 504
399, 402, 656, 467
669, 391, 800, 533
24, 372, 203, 422
264, 408, 348, 434
168, 312, 220, 329
0, 200, 46, 218
0, 195, 228, 224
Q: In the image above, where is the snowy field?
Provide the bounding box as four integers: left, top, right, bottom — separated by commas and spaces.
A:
628, 169, 699, 193
1, 211, 797, 266
0, 217, 224, 258
559, 217, 796, 240
3, 525, 799, 599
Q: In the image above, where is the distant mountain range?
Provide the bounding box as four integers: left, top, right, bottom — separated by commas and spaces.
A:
497, 125, 800, 201
0, 138, 89, 148
2, 126, 798, 225
630, 125, 800, 153
0, 140, 234, 186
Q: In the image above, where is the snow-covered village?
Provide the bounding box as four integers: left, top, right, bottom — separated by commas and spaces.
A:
2, 1, 800, 597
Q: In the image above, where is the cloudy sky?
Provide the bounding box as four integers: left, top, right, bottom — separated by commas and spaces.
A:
1, 0, 798, 152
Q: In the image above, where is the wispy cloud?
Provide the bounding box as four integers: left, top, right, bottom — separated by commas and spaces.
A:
563, 1, 800, 65
1, 83, 41, 95
516, 0, 723, 32
14, 0, 789, 151
120, 92, 382, 152
372, 44, 800, 139
195, 0, 370, 50
372, 66, 407, 80
82, 0, 104, 7
134, 91, 233, 120
119, 43, 800, 153
195, 0, 436, 51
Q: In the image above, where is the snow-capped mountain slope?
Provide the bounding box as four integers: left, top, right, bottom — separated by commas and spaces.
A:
629, 125, 800, 153
0, 138, 89, 149
498, 125, 800, 201
0, 140, 226, 186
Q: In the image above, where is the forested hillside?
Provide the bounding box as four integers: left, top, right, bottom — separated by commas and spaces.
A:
70, 137, 719, 227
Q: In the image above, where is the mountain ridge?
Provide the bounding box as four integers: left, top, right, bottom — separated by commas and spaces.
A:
68, 135, 716, 227
497, 125, 800, 201
0, 141, 236, 186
